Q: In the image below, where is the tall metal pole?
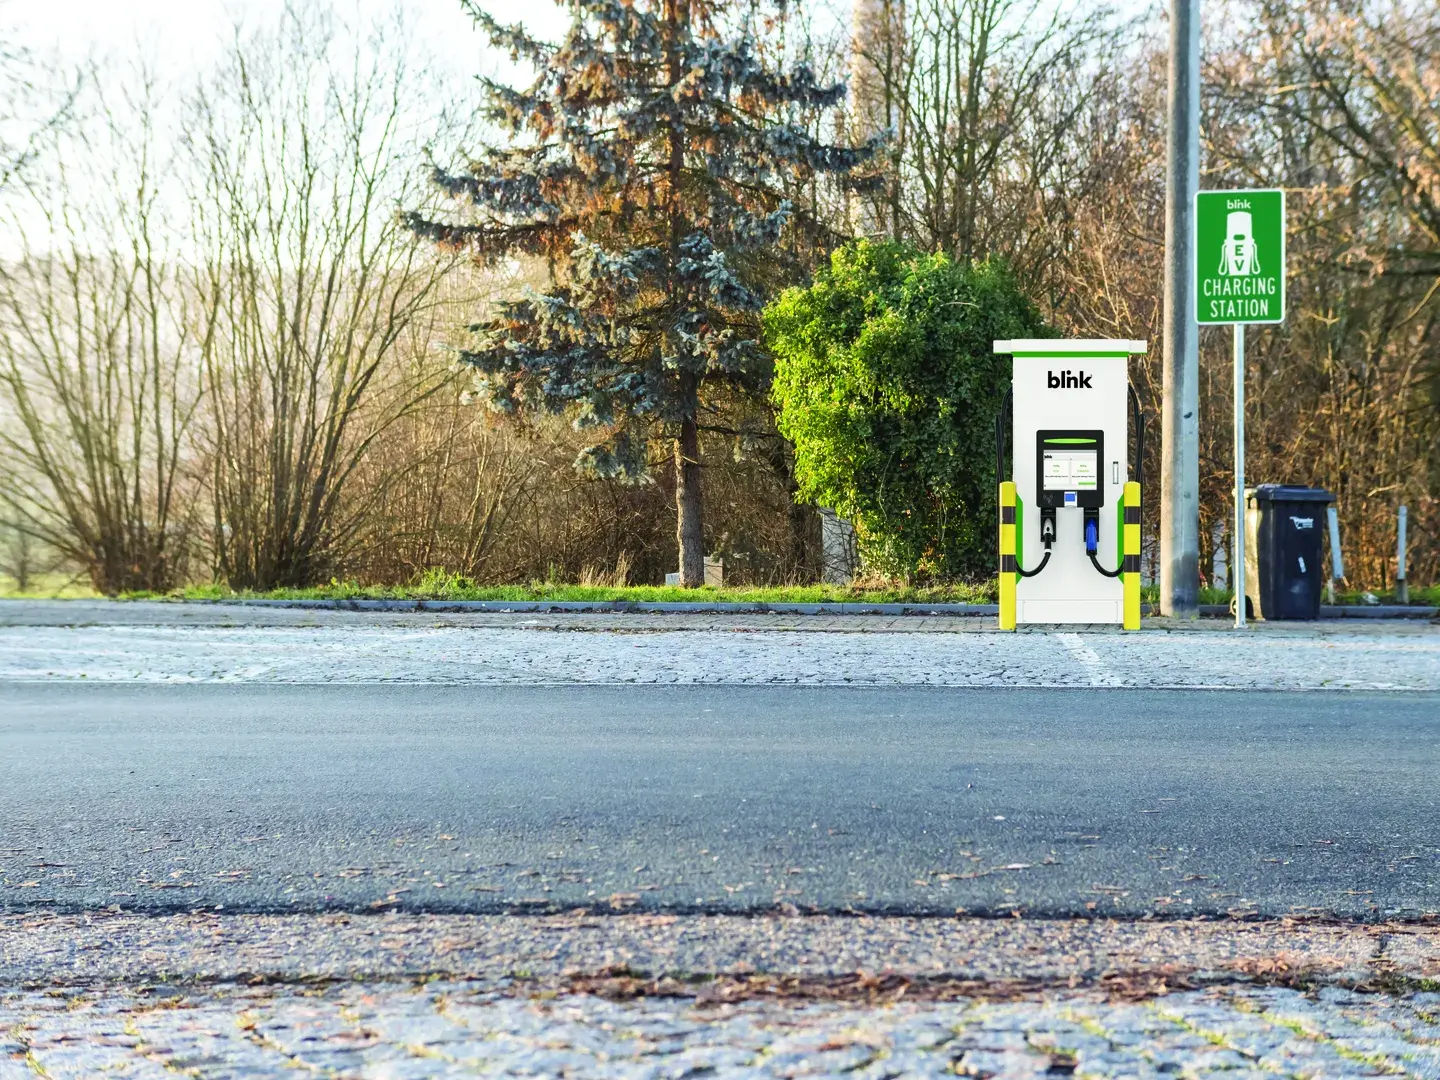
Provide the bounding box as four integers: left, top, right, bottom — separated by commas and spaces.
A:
1233, 324, 1245, 628
1160, 0, 1201, 617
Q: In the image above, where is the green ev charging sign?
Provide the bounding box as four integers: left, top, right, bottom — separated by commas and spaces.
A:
1195, 189, 1285, 324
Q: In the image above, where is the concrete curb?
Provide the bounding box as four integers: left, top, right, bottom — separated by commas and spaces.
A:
186, 598, 1004, 616
174, 598, 1438, 618
11, 597, 1433, 618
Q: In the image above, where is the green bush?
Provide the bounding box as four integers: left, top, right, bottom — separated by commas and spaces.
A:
766, 241, 1052, 580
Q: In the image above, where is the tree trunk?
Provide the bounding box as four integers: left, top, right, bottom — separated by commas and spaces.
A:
674, 417, 705, 587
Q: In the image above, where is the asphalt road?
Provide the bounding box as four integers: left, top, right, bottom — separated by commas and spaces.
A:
1, 684, 1436, 918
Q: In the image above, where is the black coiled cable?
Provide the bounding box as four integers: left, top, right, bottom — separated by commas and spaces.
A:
1089, 551, 1123, 578
1018, 550, 1051, 578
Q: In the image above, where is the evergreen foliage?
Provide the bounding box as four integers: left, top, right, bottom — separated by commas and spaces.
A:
407, 0, 879, 585
766, 241, 1052, 581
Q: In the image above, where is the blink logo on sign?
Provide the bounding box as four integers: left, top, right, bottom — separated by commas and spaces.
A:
1047, 370, 1092, 389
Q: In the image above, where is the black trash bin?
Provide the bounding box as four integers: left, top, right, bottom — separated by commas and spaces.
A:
1242, 485, 1335, 620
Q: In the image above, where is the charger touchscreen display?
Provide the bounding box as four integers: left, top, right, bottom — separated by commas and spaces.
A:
1042, 450, 1098, 491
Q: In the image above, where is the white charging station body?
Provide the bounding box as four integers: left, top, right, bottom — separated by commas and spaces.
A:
994, 339, 1147, 625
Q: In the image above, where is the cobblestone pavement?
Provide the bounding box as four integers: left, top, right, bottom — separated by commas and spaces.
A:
5, 981, 1440, 1078
5, 912, 1440, 1077
0, 610, 1436, 689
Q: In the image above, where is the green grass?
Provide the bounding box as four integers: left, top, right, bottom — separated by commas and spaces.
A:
0, 572, 97, 599
1323, 583, 1440, 606
1397, 583, 1440, 606
1139, 585, 1233, 605
137, 575, 998, 605
7, 568, 1434, 607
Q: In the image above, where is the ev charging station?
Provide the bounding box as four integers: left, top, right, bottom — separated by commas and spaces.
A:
992, 340, 1148, 630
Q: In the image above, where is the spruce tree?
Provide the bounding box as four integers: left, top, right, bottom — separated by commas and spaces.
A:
408, 0, 877, 585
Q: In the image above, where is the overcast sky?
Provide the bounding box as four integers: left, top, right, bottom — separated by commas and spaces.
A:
7, 0, 570, 84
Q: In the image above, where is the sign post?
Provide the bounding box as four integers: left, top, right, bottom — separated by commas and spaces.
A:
1195, 188, 1286, 628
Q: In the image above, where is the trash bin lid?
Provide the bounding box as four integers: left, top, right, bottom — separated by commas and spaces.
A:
1246, 484, 1335, 504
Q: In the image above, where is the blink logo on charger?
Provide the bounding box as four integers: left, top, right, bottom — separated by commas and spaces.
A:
1047, 369, 1093, 389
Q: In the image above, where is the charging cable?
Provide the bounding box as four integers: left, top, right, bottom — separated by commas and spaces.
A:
1016, 509, 1054, 577
1017, 551, 1051, 578
1085, 512, 1123, 578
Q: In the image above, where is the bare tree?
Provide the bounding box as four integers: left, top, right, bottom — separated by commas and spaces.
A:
849, 0, 1129, 275
190, 6, 468, 589
0, 68, 205, 594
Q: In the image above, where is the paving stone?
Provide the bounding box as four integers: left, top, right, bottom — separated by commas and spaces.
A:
950, 1050, 1041, 1076
957, 1030, 1035, 1051
1075, 1047, 1163, 1077
358, 1060, 481, 1079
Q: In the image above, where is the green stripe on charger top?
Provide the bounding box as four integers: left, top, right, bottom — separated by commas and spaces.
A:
1045, 438, 1097, 445
1011, 351, 1131, 358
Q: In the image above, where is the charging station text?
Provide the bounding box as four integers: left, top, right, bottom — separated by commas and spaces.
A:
1202, 275, 1278, 320
1047, 370, 1092, 389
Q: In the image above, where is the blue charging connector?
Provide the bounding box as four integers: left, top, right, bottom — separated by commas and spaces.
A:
1084, 506, 1124, 578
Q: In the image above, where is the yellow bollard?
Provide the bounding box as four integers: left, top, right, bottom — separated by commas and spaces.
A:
999, 481, 1017, 630
1123, 480, 1141, 630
